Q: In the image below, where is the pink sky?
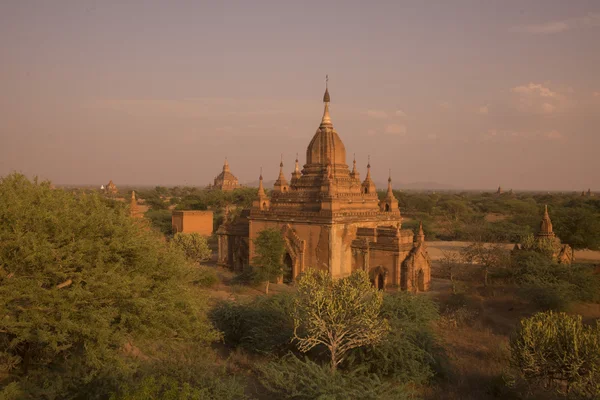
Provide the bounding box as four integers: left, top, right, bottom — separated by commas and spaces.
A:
1, 1, 599, 190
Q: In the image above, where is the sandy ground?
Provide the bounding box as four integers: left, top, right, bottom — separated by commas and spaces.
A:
427, 240, 600, 263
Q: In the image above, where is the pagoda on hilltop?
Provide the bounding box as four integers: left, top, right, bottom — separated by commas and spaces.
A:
217, 78, 431, 292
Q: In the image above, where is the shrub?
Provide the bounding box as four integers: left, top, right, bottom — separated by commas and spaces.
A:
144, 209, 173, 235
258, 353, 412, 400
347, 292, 446, 383
187, 266, 219, 288
170, 232, 212, 264
510, 311, 600, 398
210, 293, 295, 354
512, 251, 600, 309
109, 351, 248, 400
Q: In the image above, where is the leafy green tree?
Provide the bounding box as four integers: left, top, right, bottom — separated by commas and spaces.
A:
348, 291, 445, 384
170, 232, 212, 264
510, 311, 600, 397
0, 174, 220, 399
293, 269, 389, 372
144, 209, 173, 235
251, 228, 286, 294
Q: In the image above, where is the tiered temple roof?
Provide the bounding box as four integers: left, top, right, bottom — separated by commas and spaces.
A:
251, 79, 400, 222
210, 159, 239, 191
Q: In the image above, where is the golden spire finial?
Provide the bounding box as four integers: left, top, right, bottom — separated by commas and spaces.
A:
294, 153, 300, 173
320, 75, 332, 127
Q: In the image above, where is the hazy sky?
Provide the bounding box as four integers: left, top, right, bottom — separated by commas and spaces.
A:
1, 0, 599, 190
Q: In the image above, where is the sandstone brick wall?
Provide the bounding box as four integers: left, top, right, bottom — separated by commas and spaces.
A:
172, 211, 213, 236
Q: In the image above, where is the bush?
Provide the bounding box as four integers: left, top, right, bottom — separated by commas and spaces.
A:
380, 290, 440, 324
186, 266, 219, 288
170, 232, 212, 264
210, 293, 295, 354
258, 353, 412, 400
109, 350, 248, 400
144, 209, 173, 235
347, 292, 447, 384
510, 311, 600, 398
512, 251, 600, 310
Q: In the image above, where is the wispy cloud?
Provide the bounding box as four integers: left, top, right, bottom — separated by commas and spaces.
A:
511, 12, 600, 35
366, 110, 388, 119
440, 102, 451, 110
395, 109, 407, 117
384, 124, 407, 136
510, 83, 568, 114
482, 129, 565, 142
594, 91, 600, 97
477, 105, 489, 115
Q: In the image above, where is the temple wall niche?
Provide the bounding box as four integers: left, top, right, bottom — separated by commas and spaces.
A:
330, 221, 380, 278
369, 250, 399, 288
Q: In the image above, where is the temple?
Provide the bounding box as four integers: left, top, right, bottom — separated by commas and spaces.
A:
217, 79, 431, 291
513, 205, 574, 264
105, 180, 118, 195
129, 191, 142, 218
208, 159, 239, 191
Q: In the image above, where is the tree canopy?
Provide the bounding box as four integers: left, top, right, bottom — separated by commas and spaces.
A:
251, 228, 287, 294
293, 269, 389, 372
0, 174, 222, 399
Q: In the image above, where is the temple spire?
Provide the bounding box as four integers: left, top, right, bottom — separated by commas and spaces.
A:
258, 167, 265, 195
223, 157, 230, 172
274, 156, 289, 192
350, 153, 359, 180
279, 154, 285, 176
416, 221, 425, 243
294, 153, 300, 173
291, 152, 301, 183
361, 155, 376, 195
387, 169, 393, 194
538, 204, 554, 237
320, 75, 332, 127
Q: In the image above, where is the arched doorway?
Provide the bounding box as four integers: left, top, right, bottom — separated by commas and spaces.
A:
417, 269, 425, 292
385, 204, 390, 212
377, 273, 385, 290
283, 253, 294, 283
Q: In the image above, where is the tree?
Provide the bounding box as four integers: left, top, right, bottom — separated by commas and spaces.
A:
293, 269, 390, 372
251, 228, 286, 294
461, 226, 510, 288
0, 174, 220, 399
170, 232, 212, 264
510, 311, 600, 397
440, 250, 462, 294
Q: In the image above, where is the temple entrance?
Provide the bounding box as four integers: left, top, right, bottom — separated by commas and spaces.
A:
283, 252, 294, 283
377, 273, 385, 290
417, 269, 425, 292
